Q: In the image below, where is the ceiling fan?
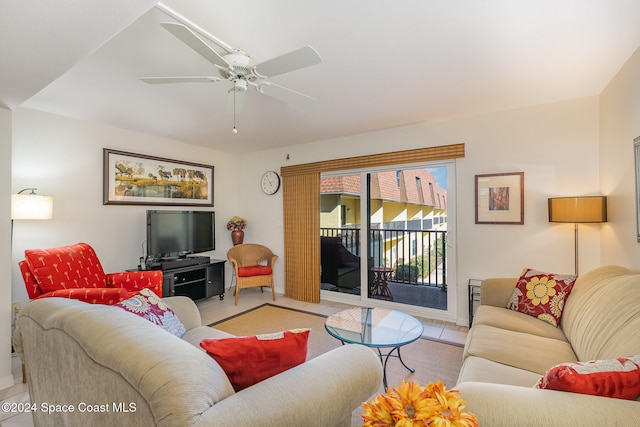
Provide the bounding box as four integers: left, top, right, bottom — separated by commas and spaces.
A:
140, 22, 322, 117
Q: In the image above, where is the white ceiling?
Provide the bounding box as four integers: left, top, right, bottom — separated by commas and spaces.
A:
3, 0, 640, 153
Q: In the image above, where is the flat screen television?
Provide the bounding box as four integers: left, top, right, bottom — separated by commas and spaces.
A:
146, 210, 215, 259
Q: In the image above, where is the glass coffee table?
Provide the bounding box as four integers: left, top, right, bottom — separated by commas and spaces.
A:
325, 307, 424, 389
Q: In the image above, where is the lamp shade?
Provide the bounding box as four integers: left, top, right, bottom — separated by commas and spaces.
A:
11, 193, 54, 220
548, 196, 607, 223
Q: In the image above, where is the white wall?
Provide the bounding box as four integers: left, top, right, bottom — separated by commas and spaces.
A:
1, 108, 15, 389
600, 46, 640, 269
11, 108, 241, 305
239, 96, 602, 326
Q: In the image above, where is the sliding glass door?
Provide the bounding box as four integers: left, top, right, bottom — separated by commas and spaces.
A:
320, 162, 456, 318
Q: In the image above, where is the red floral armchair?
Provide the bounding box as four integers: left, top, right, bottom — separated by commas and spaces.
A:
19, 242, 162, 305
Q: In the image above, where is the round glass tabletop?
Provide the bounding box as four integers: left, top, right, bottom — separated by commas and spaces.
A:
324, 307, 424, 348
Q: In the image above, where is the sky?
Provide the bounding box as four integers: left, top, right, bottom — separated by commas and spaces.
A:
428, 166, 447, 190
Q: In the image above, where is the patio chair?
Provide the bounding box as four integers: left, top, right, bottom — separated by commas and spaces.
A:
320, 236, 360, 291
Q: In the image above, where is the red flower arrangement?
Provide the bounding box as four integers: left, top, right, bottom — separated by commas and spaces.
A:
226, 216, 247, 231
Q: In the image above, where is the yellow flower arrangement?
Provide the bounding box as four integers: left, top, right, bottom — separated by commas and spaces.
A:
361, 380, 478, 427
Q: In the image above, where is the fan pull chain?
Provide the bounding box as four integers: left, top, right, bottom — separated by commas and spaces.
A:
232, 83, 238, 134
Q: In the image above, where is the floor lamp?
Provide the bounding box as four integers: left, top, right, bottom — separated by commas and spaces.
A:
548, 196, 607, 275
10, 188, 53, 381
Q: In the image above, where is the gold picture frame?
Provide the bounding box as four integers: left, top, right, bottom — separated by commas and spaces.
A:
103, 149, 214, 206
475, 172, 524, 225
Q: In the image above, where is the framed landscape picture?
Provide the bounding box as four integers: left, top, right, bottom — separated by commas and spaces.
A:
475, 172, 524, 225
103, 149, 214, 206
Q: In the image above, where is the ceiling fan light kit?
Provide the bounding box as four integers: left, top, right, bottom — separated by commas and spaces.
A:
217, 51, 256, 79
140, 20, 322, 133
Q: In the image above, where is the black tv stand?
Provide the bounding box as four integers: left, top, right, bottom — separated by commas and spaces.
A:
159, 258, 226, 301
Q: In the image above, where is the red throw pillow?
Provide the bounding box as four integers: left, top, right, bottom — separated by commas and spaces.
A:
506, 268, 577, 327
200, 329, 310, 391
535, 355, 640, 400
237, 265, 272, 277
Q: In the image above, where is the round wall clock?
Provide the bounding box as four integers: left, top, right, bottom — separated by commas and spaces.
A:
261, 171, 281, 195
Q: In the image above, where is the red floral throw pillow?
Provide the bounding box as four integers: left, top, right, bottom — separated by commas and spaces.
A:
200, 329, 310, 391
535, 355, 640, 400
506, 268, 577, 327
114, 288, 186, 337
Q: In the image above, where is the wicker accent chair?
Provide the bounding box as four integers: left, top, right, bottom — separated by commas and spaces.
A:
227, 243, 278, 305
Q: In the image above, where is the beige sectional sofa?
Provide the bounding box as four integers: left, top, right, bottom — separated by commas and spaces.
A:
13, 296, 382, 427
455, 265, 640, 426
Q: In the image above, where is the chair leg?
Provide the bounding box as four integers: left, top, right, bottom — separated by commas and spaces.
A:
271, 284, 276, 301
22, 363, 26, 383
235, 287, 239, 305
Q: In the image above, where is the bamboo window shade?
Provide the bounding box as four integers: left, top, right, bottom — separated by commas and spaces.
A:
280, 143, 464, 303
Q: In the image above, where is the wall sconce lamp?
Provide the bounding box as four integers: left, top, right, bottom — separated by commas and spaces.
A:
548, 196, 607, 275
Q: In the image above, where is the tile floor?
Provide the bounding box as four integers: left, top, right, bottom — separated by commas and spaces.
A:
1, 289, 468, 426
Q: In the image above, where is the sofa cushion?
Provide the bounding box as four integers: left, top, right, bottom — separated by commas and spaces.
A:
560, 266, 640, 362
114, 288, 186, 337
535, 355, 640, 400
506, 268, 577, 327
200, 329, 310, 391
464, 324, 578, 375
237, 265, 273, 277
457, 356, 543, 387
472, 305, 568, 342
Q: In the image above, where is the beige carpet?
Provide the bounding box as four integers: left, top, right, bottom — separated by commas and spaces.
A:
210, 304, 464, 425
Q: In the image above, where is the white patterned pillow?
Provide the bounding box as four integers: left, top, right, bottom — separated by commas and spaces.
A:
114, 288, 186, 337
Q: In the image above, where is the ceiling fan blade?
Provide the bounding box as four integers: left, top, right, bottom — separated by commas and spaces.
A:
226, 87, 246, 114
160, 22, 230, 68
254, 46, 321, 78
140, 76, 220, 84
258, 82, 316, 105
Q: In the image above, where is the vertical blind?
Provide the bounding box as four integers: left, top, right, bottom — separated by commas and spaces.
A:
282, 171, 321, 302
280, 143, 464, 303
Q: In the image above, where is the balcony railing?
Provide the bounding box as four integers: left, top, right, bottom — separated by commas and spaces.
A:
320, 227, 446, 289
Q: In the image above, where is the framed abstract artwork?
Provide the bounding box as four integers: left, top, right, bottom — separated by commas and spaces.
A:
475, 172, 524, 225
103, 149, 214, 206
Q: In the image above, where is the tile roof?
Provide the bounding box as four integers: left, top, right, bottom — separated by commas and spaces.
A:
320, 168, 446, 207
